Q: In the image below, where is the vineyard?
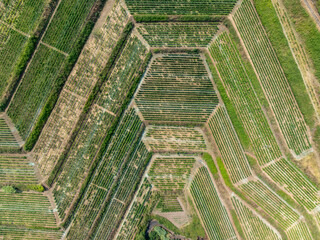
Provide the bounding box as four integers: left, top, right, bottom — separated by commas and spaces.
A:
208, 106, 252, 184
0, 155, 37, 186
137, 22, 219, 47
190, 166, 237, 240
125, 0, 237, 15
231, 195, 282, 240
136, 53, 218, 123
0, 117, 19, 150
232, 0, 311, 156
33, 1, 130, 180
143, 125, 206, 152
1, 0, 320, 239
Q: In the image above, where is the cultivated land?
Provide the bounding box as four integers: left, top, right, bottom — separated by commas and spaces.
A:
1, 0, 320, 239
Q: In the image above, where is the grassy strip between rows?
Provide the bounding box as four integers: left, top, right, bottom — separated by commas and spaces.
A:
24, 0, 108, 151
46, 22, 135, 187
0, 0, 59, 111
134, 14, 223, 22
214, 156, 288, 240
63, 50, 152, 229
205, 53, 251, 150
252, 0, 315, 127
246, 154, 320, 238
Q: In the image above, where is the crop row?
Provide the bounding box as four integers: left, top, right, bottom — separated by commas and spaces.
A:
272, 0, 320, 119
209, 32, 282, 165
0, 226, 63, 240
0, 192, 57, 228
0, 0, 46, 33
286, 220, 313, 240
0, 155, 37, 185
208, 105, 252, 184
65, 108, 146, 239
190, 166, 237, 240
125, 0, 237, 15
33, 1, 130, 179
263, 158, 319, 211
136, 54, 218, 123
7, 0, 100, 141
0, 118, 19, 148
53, 35, 148, 222
231, 195, 281, 240
42, 0, 98, 53
91, 142, 151, 240
137, 22, 218, 47
7, 43, 66, 140
0, 24, 28, 99
209, 32, 320, 213
233, 0, 311, 156
116, 178, 152, 240
143, 125, 206, 152
239, 179, 300, 229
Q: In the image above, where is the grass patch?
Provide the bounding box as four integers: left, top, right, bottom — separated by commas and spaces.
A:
202, 152, 219, 179
205, 53, 251, 150
216, 157, 233, 189
252, 0, 315, 127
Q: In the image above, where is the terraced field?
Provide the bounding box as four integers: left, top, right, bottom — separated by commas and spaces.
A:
231, 195, 282, 240
33, 1, 130, 180
143, 125, 206, 152
190, 167, 237, 240
0, 155, 37, 186
0, 117, 19, 150
137, 22, 219, 47
136, 53, 218, 123
1, 0, 320, 239
232, 0, 311, 156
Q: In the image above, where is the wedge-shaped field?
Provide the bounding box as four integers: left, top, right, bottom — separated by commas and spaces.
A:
115, 178, 152, 240
231, 195, 282, 240
149, 155, 195, 212
0, 118, 19, 149
190, 166, 237, 240
232, 0, 311, 156
0, 192, 57, 228
143, 125, 206, 152
125, 0, 237, 15
136, 53, 218, 123
33, 1, 130, 180
0, 226, 63, 240
208, 106, 252, 184
286, 220, 313, 240
137, 22, 218, 47
0, 155, 37, 185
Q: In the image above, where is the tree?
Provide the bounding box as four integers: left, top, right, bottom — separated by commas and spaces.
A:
2, 185, 17, 194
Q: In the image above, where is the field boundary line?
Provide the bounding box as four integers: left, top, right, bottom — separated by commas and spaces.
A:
40, 41, 69, 56
0, 19, 30, 37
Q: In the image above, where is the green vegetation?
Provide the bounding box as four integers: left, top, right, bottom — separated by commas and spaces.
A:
230, 210, 246, 239
253, 0, 315, 127
126, 0, 237, 15
134, 15, 222, 22
282, 0, 320, 81
24, 1, 108, 151
2, 185, 17, 194
202, 153, 218, 178
216, 157, 233, 189
205, 54, 251, 150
